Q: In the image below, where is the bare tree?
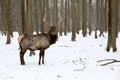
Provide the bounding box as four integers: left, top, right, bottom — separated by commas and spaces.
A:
104, 0, 108, 32
99, 0, 105, 36
95, 0, 98, 38
18, 0, 24, 35
106, 0, 118, 52
1, 0, 7, 36
76, 0, 81, 34
39, 0, 45, 33
59, 0, 64, 36
82, 0, 87, 37
26, 0, 33, 34
45, 0, 50, 33
53, 0, 58, 26
88, 0, 92, 35
6, 0, 11, 44
71, 0, 76, 41
64, 0, 68, 35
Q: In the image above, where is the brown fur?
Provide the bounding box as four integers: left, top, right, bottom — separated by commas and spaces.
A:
18, 35, 24, 43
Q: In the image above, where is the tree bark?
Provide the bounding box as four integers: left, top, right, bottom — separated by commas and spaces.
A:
99, 0, 105, 36
18, 0, 24, 35
53, 0, 58, 26
64, 0, 68, 35
106, 0, 117, 52
6, 0, 11, 44
95, 0, 98, 38
88, 0, 92, 35
1, 0, 7, 36
71, 0, 76, 41
82, 0, 87, 37
26, 0, 33, 34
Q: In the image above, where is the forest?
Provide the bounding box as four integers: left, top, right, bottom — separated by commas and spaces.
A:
0, 0, 120, 52
0, 0, 120, 80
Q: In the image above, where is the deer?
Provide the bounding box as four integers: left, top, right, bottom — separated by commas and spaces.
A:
18, 15, 62, 65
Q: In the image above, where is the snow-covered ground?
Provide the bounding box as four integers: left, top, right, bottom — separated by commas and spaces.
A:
0, 31, 120, 80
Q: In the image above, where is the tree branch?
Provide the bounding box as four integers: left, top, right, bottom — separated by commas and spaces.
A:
97, 59, 120, 66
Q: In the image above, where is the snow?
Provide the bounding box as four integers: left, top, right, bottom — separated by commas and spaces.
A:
0, 31, 120, 80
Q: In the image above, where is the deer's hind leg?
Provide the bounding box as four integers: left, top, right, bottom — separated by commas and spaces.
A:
20, 48, 27, 65
29, 51, 35, 56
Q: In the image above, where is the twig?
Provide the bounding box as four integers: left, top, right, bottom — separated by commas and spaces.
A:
74, 66, 86, 71
97, 59, 120, 66
72, 61, 78, 65
97, 59, 116, 62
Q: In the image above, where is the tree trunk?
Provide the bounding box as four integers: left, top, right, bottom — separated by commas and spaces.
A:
59, 0, 63, 36
40, 0, 45, 33
1, 0, 7, 36
18, 0, 24, 35
71, 0, 76, 41
99, 0, 105, 36
64, 0, 68, 35
6, 0, 11, 44
88, 0, 92, 35
22, 0, 26, 34
106, 0, 117, 52
53, 0, 58, 26
76, 0, 80, 34
45, 0, 50, 33
82, 0, 87, 37
26, 0, 33, 34
95, 0, 98, 38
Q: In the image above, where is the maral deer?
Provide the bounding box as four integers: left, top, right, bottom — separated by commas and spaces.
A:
18, 15, 62, 65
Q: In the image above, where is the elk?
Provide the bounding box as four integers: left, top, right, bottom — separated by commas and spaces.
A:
18, 15, 62, 65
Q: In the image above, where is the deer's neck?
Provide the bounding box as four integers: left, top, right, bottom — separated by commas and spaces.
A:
49, 34, 58, 44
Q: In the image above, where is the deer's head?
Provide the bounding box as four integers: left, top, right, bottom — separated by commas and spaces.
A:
43, 14, 62, 36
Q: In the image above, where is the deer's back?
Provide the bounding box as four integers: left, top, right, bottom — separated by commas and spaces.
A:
20, 33, 51, 50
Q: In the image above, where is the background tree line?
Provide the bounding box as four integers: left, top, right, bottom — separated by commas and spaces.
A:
0, 0, 120, 52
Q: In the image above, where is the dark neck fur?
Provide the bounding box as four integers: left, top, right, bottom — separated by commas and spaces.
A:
49, 34, 58, 44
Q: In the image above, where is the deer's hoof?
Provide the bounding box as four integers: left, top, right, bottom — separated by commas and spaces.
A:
21, 63, 25, 65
